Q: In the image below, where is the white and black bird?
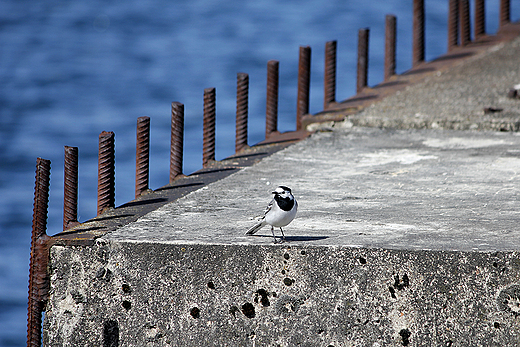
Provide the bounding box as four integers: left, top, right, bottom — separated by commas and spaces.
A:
246, 186, 298, 243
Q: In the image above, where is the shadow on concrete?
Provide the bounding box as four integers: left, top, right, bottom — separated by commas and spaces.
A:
253, 235, 329, 242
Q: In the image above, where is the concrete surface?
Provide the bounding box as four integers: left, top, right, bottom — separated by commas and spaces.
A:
342, 35, 520, 131
43, 31, 520, 347
44, 127, 520, 346
106, 127, 520, 252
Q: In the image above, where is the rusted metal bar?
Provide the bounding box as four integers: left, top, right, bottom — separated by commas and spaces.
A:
384, 14, 397, 81
324, 40, 337, 109
97, 131, 115, 215
459, 0, 471, 46
296, 45, 311, 130
412, 0, 425, 67
356, 28, 369, 94
266, 60, 279, 138
27, 157, 52, 347
63, 146, 79, 230
474, 0, 485, 39
170, 102, 184, 183
499, 0, 510, 30
203, 88, 216, 167
135, 116, 150, 198
448, 0, 460, 51
236, 72, 249, 153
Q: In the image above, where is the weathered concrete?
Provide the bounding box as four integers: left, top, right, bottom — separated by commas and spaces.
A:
46, 242, 520, 346
43, 30, 520, 347
44, 127, 520, 346
344, 35, 520, 131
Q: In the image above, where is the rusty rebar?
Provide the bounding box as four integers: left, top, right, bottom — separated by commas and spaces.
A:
135, 116, 150, 198
448, 0, 459, 51
356, 28, 369, 94
266, 60, 279, 138
236, 72, 249, 153
97, 131, 115, 215
412, 0, 425, 67
296, 45, 311, 130
459, 0, 471, 46
170, 102, 184, 183
384, 14, 397, 81
203, 88, 216, 167
499, 0, 510, 30
27, 157, 51, 347
63, 146, 78, 230
324, 40, 337, 109
474, 0, 485, 39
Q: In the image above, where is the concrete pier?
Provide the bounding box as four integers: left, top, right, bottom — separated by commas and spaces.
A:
43, 31, 520, 346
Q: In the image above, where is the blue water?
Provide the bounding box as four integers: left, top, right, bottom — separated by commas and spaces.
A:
0, 0, 516, 345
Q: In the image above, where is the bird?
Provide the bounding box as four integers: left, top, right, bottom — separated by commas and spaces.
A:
246, 186, 298, 243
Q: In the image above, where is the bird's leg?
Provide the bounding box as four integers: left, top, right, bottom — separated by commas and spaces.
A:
280, 227, 286, 242
271, 226, 279, 243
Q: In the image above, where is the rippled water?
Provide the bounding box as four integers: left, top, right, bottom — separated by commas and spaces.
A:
0, 0, 514, 345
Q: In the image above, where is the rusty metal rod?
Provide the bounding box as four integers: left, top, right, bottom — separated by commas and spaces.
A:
170, 102, 184, 183
459, 0, 471, 46
236, 72, 249, 153
499, 0, 510, 30
63, 146, 78, 230
474, 0, 485, 39
324, 40, 337, 109
296, 45, 311, 130
384, 14, 397, 81
266, 60, 279, 138
203, 88, 216, 167
448, 0, 459, 51
135, 116, 150, 198
27, 157, 51, 347
412, 0, 425, 67
97, 131, 115, 215
356, 28, 369, 94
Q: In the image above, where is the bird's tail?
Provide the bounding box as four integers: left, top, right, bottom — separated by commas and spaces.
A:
246, 220, 266, 235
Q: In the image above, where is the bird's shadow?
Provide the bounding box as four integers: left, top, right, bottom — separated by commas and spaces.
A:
252, 234, 329, 242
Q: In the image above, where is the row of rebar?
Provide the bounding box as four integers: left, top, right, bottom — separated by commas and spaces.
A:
28, 0, 513, 345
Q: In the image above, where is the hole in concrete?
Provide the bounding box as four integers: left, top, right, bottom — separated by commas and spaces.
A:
122, 284, 131, 294
283, 278, 294, 286
399, 329, 411, 346
229, 306, 239, 317
317, 329, 325, 334
241, 303, 255, 318
497, 285, 520, 315
494, 322, 500, 328
122, 301, 131, 311
446, 340, 453, 347
207, 281, 215, 289
103, 320, 119, 347
284, 253, 290, 260
190, 307, 200, 319
359, 256, 367, 264
272, 292, 277, 297
493, 262, 498, 268
255, 289, 270, 307
301, 250, 306, 255
389, 286, 396, 299
394, 274, 410, 290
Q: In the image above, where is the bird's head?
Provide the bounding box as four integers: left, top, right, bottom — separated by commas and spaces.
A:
272, 186, 293, 199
